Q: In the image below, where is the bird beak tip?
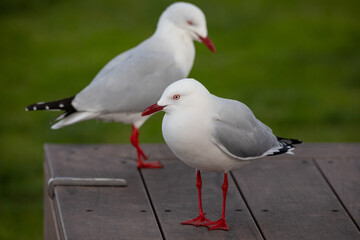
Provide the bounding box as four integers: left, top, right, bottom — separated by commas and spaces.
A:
199, 35, 215, 53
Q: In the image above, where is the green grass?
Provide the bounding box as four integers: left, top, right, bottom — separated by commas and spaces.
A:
0, 0, 359, 239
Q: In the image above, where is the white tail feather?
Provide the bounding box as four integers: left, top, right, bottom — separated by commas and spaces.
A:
51, 112, 98, 129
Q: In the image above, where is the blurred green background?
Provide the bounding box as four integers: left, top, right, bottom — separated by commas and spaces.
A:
0, 0, 359, 238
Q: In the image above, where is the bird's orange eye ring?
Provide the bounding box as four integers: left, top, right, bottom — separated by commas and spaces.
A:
173, 94, 180, 100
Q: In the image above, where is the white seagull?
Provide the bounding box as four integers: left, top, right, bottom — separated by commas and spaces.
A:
26, 2, 215, 168
142, 78, 301, 231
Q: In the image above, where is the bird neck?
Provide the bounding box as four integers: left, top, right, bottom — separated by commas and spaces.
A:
154, 20, 195, 76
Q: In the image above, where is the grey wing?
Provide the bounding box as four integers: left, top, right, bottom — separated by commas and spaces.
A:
211, 96, 280, 160
72, 44, 185, 113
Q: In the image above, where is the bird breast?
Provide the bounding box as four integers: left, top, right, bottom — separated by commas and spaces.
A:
162, 110, 244, 172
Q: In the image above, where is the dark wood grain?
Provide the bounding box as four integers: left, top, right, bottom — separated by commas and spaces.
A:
232, 156, 360, 240
44, 144, 163, 240
315, 157, 360, 229
141, 157, 264, 240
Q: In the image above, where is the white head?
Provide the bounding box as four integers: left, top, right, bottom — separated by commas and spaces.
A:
142, 78, 210, 116
157, 2, 215, 53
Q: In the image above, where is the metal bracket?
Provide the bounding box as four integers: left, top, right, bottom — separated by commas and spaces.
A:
48, 177, 127, 198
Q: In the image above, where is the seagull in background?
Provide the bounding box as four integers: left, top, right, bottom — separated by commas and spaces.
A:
142, 78, 301, 230
26, 2, 215, 168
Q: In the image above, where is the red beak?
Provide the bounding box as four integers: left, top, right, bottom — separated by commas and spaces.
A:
142, 103, 165, 116
198, 35, 215, 53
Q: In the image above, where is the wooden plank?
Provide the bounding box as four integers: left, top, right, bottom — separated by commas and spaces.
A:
232, 156, 360, 240
315, 157, 360, 229
141, 146, 264, 240
290, 143, 360, 158
44, 144, 163, 240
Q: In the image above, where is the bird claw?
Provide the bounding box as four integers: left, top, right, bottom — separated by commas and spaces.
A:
202, 218, 229, 231
137, 161, 163, 169
181, 213, 211, 227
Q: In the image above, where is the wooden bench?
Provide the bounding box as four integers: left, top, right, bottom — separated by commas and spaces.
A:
44, 143, 360, 240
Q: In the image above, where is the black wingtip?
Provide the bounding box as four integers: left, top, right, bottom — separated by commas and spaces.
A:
25, 103, 39, 111
266, 137, 302, 157
25, 96, 76, 112
26, 96, 77, 126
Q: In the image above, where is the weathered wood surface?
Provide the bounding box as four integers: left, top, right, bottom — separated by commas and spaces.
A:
45, 144, 163, 240
315, 157, 360, 229
141, 159, 263, 240
44, 143, 360, 240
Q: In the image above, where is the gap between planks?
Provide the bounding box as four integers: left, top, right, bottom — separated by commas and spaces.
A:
138, 168, 166, 240
312, 158, 360, 232
230, 171, 267, 240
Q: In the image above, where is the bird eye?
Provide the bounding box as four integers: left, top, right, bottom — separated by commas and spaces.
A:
173, 94, 180, 100
187, 20, 194, 26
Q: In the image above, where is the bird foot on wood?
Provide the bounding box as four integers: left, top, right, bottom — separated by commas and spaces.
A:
181, 213, 211, 227
203, 217, 229, 231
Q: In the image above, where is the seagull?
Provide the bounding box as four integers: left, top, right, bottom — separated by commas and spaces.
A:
25, 2, 215, 168
142, 78, 302, 231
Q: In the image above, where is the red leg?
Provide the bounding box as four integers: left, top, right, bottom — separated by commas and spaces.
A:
130, 125, 163, 168
182, 170, 211, 227
203, 172, 230, 231
130, 125, 148, 159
